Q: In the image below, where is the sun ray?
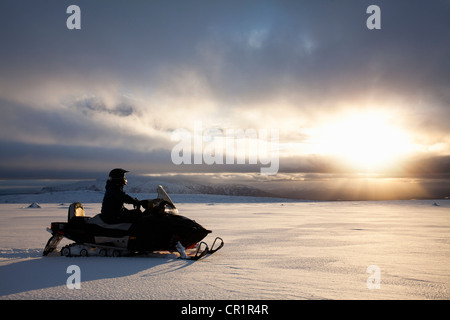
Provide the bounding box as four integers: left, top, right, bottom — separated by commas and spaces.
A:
310, 110, 413, 172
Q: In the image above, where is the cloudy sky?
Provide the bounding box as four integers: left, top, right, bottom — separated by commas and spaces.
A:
0, 0, 449, 182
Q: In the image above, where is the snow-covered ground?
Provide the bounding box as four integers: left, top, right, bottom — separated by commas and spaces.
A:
0, 191, 448, 300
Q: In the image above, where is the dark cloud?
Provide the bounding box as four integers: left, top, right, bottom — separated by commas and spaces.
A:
68, 96, 135, 118
0, 97, 170, 152
2, 1, 449, 102
0, 140, 174, 179
0, 0, 449, 180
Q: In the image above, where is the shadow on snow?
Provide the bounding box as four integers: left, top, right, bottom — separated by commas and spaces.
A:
0, 248, 193, 297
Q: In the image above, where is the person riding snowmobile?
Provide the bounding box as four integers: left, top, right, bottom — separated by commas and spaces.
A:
100, 168, 141, 224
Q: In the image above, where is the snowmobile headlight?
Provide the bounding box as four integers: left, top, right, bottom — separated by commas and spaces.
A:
164, 207, 179, 215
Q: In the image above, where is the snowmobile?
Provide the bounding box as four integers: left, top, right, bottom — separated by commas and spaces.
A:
43, 186, 223, 260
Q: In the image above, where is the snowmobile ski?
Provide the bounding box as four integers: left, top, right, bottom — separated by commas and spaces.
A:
182, 237, 224, 260
190, 241, 209, 260
209, 237, 224, 254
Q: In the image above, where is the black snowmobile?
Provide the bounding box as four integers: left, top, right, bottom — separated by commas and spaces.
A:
43, 186, 223, 260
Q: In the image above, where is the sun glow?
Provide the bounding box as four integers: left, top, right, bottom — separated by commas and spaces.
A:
311, 111, 413, 172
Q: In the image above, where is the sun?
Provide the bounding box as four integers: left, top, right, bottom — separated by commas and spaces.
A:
312, 111, 413, 172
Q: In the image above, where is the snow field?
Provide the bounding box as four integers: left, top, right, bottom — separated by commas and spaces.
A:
0, 196, 449, 299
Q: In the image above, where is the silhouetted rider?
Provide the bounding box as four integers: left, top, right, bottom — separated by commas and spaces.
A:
100, 168, 141, 223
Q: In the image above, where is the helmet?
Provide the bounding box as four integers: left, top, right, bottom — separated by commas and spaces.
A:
108, 168, 129, 185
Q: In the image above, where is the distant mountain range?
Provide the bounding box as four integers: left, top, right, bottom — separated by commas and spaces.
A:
5, 174, 448, 201
40, 176, 276, 199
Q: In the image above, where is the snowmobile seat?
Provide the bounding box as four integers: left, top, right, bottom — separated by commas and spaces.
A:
87, 214, 132, 231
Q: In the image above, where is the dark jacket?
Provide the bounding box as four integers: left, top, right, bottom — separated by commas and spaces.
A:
100, 181, 138, 223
